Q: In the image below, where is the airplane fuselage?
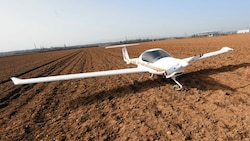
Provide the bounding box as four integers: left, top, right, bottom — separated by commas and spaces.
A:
138, 57, 185, 77
136, 48, 186, 78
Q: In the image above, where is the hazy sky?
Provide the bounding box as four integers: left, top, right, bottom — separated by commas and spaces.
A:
0, 0, 249, 52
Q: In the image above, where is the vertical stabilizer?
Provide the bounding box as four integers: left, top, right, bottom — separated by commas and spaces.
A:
122, 47, 130, 64
105, 43, 139, 64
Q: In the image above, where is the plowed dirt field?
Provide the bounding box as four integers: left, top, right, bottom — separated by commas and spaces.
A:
1, 33, 250, 140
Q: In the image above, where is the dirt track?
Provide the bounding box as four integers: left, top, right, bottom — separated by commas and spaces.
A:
0, 33, 250, 140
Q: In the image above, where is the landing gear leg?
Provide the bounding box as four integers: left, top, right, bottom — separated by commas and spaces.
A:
133, 73, 145, 86
172, 77, 184, 91
149, 73, 154, 78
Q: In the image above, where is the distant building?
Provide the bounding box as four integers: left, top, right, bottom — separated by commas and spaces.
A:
195, 31, 221, 37
237, 29, 249, 34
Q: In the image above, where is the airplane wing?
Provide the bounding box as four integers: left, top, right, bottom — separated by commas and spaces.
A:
183, 47, 233, 63
11, 67, 147, 85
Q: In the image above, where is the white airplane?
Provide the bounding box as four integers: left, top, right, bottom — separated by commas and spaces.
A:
11, 44, 233, 90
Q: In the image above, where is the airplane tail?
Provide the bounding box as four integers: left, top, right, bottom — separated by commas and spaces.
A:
106, 43, 139, 64
122, 47, 130, 64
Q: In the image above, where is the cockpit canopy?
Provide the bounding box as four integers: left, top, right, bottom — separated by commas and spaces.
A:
140, 49, 172, 63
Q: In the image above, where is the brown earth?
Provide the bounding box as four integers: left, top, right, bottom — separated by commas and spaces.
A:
0, 33, 250, 140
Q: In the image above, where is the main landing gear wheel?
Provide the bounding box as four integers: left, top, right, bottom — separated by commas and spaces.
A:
172, 77, 184, 91
173, 85, 184, 91
133, 80, 139, 87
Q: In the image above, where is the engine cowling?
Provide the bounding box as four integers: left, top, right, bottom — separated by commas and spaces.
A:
164, 60, 188, 76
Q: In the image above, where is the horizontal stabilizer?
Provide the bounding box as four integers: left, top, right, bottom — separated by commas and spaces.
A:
105, 43, 139, 49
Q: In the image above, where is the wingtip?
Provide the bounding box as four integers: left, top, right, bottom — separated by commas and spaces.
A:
11, 77, 21, 85
221, 47, 233, 51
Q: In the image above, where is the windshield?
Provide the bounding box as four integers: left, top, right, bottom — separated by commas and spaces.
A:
142, 49, 172, 63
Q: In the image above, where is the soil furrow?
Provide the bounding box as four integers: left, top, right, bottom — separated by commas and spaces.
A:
0, 51, 81, 110
0, 50, 80, 98
29, 50, 88, 139
0, 50, 83, 140
0, 51, 82, 130
0, 50, 79, 85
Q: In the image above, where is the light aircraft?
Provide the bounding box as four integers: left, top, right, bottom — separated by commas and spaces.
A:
11, 44, 233, 91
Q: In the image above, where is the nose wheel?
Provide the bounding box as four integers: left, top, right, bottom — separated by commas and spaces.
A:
172, 77, 184, 91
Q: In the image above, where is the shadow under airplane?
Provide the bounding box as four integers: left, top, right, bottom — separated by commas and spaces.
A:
70, 63, 249, 106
